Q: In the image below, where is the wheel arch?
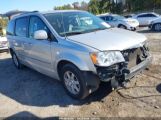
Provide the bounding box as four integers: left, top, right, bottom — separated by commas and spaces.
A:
118, 24, 127, 28
57, 60, 77, 80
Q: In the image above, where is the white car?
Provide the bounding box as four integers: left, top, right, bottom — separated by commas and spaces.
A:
7, 10, 151, 99
99, 14, 139, 31
133, 12, 160, 26
0, 36, 8, 52
149, 17, 161, 31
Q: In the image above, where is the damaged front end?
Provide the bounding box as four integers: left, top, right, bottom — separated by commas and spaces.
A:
96, 44, 152, 89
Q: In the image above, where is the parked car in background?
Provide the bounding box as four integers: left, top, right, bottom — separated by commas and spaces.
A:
149, 17, 161, 31
0, 35, 8, 52
7, 10, 152, 99
133, 12, 160, 27
98, 13, 139, 31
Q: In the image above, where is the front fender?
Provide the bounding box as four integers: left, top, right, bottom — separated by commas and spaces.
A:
55, 52, 96, 72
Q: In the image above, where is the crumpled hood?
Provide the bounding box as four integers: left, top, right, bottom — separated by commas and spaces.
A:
67, 28, 147, 51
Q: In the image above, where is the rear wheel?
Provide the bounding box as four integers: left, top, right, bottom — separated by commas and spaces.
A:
12, 52, 23, 69
60, 63, 89, 99
153, 23, 161, 31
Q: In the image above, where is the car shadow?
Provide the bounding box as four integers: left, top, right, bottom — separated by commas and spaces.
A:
137, 29, 161, 34
0, 57, 112, 107
4, 111, 58, 120
3, 111, 59, 120
4, 111, 40, 120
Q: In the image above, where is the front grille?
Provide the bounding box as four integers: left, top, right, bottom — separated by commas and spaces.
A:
122, 46, 148, 69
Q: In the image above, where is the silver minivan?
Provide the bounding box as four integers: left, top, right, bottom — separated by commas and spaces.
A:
7, 10, 152, 99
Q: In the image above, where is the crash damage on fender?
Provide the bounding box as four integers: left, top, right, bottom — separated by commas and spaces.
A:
68, 28, 152, 89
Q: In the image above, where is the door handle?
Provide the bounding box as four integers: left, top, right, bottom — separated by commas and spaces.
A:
23, 42, 32, 46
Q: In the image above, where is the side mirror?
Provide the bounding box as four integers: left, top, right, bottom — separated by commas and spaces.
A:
34, 30, 48, 40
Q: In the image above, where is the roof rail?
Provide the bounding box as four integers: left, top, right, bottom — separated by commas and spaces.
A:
20, 11, 39, 15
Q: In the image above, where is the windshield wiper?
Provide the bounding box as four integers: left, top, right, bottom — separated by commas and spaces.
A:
85, 28, 108, 33
61, 28, 108, 36
64, 31, 84, 36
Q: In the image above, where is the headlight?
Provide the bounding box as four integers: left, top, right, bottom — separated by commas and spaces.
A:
90, 51, 125, 67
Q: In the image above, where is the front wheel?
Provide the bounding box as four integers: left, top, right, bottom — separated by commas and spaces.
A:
153, 23, 161, 31
118, 24, 127, 29
60, 64, 89, 99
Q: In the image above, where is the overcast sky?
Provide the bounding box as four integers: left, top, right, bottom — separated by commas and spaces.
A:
0, 0, 90, 13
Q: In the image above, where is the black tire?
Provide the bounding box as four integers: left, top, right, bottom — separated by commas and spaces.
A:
153, 23, 161, 31
118, 24, 127, 29
60, 63, 89, 99
12, 52, 23, 69
132, 28, 136, 31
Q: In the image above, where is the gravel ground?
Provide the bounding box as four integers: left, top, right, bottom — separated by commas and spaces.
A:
0, 27, 161, 119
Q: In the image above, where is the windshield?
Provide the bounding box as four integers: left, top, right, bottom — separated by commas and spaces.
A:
113, 15, 125, 20
44, 11, 110, 37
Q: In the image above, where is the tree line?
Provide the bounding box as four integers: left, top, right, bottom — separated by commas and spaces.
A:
54, 0, 161, 15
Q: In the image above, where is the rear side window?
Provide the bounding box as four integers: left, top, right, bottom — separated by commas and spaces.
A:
7, 20, 15, 36
138, 14, 149, 18
147, 14, 157, 17
15, 17, 28, 37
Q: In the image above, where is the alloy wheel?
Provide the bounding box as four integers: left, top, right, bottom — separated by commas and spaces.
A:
64, 71, 80, 95
155, 24, 161, 31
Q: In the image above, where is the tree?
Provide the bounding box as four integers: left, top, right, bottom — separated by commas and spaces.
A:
80, 1, 88, 11
126, 0, 161, 13
110, 0, 124, 14
88, 0, 111, 14
0, 18, 8, 36
88, 0, 100, 14
72, 2, 80, 9
54, 4, 73, 10
54, 1, 88, 11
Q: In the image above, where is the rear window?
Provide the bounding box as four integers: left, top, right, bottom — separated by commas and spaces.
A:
15, 17, 28, 37
7, 20, 15, 36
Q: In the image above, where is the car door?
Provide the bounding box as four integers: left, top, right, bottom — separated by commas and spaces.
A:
137, 14, 148, 26
14, 17, 29, 61
25, 16, 54, 77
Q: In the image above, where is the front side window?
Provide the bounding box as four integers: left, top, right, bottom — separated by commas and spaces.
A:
106, 16, 115, 21
29, 16, 49, 38
44, 11, 110, 37
100, 16, 106, 21
105, 16, 110, 21
15, 17, 28, 37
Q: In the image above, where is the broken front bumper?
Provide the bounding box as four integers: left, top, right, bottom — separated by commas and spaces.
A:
96, 55, 152, 88
125, 55, 152, 80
